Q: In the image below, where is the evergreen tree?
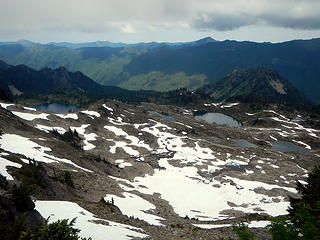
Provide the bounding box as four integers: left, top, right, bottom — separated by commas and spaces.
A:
26, 218, 91, 240
269, 166, 320, 239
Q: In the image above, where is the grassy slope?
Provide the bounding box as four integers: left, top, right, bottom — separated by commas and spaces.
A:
0, 45, 208, 92
119, 71, 208, 91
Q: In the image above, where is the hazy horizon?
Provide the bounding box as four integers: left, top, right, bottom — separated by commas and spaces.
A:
1, 35, 320, 45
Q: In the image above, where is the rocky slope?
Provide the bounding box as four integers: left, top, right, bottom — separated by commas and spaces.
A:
0, 100, 319, 239
199, 67, 308, 104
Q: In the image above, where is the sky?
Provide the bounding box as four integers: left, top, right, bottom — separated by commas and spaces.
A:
1, 0, 320, 43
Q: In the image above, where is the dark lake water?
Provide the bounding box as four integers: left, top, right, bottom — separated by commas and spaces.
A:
271, 140, 309, 153
233, 139, 257, 148
148, 110, 176, 122
290, 117, 304, 122
194, 112, 242, 127
33, 103, 79, 113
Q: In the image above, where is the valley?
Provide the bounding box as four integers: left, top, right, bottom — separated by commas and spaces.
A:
1, 38, 320, 103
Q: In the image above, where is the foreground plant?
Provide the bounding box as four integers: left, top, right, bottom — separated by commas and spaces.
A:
269, 166, 320, 240
25, 218, 92, 240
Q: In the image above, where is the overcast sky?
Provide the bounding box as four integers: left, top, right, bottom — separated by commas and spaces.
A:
1, 0, 320, 43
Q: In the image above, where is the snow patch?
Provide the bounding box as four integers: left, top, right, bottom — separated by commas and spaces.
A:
0, 103, 14, 109
292, 140, 311, 150
35, 200, 147, 240
0, 134, 91, 172
220, 103, 239, 108
12, 111, 49, 121
70, 124, 97, 150
115, 159, 133, 168
35, 124, 66, 135
0, 157, 22, 180
56, 113, 78, 120
23, 106, 37, 111
103, 104, 113, 112
105, 193, 165, 226
104, 125, 151, 155
81, 110, 101, 118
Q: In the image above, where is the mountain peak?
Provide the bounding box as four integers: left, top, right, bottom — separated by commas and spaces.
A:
16, 39, 36, 47
200, 67, 307, 104
198, 36, 216, 41
194, 37, 216, 44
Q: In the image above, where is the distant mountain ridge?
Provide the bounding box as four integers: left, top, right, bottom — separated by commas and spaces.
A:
0, 37, 217, 49
0, 60, 149, 103
0, 60, 208, 105
0, 37, 319, 103
199, 67, 308, 104
0, 60, 105, 95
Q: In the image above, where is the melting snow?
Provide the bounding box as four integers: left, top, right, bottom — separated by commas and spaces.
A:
194, 223, 231, 229
270, 135, 278, 141
81, 110, 101, 118
0, 157, 22, 180
292, 140, 311, 149
0, 134, 91, 172
70, 124, 97, 150
245, 170, 254, 175
115, 158, 294, 220
56, 113, 78, 120
175, 122, 193, 129
105, 192, 165, 226
103, 104, 114, 112
35, 124, 66, 135
23, 106, 37, 111
107, 140, 139, 156
194, 220, 270, 229
111, 121, 299, 220
104, 125, 151, 156
264, 110, 290, 121
220, 103, 239, 108
12, 111, 49, 121
248, 220, 271, 228
35, 201, 148, 240
0, 103, 14, 109
203, 103, 222, 107
115, 160, 133, 168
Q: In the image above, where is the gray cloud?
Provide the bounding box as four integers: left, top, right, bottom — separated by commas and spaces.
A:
192, 13, 257, 31
0, 0, 319, 41
192, 12, 320, 32
265, 15, 320, 30
191, 0, 320, 31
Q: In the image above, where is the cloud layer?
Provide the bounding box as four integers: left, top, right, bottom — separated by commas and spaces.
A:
0, 0, 319, 40
192, 0, 320, 31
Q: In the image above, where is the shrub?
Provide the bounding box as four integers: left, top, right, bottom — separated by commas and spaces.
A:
49, 128, 62, 137
268, 216, 299, 240
19, 161, 48, 188
0, 215, 26, 240
269, 165, 320, 240
53, 128, 83, 150
0, 173, 9, 190
12, 184, 34, 211
64, 172, 74, 188
26, 218, 91, 240
232, 223, 255, 240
